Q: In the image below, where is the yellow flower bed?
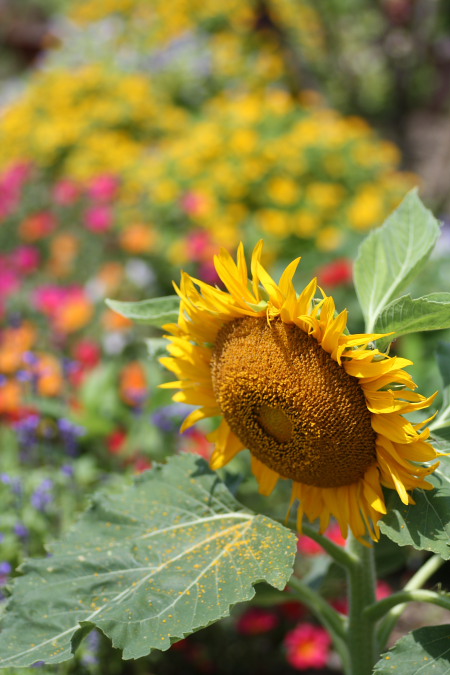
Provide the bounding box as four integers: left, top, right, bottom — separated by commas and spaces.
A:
132, 89, 415, 255
0, 64, 187, 179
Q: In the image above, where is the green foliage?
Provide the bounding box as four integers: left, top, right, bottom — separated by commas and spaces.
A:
353, 190, 441, 332
373, 625, 450, 674
379, 457, 450, 558
0, 455, 296, 667
375, 294, 450, 352
436, 342, 450, 389
105, 297, 180, 328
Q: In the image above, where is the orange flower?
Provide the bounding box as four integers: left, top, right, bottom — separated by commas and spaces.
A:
54, 296, 94, 333
0, 323, 36, 374
97, 262, 125, 294
0, 379, 21, 414
120, 361, 147, 407
34, 354, 64, 397
120, 224, 157, 253
48, 234, 79, 277
102, 308, 133, 331
19, 212, 56, 241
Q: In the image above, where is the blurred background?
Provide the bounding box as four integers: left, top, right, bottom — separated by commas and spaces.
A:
0, 1, 450, 673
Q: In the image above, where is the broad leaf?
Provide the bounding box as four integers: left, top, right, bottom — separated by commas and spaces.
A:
375, 294, 450, 351
0, 454, 296, 667
105, 296, 180, 327
354, 190, 440, 332
374, 625, 450, 674
379, 457, 450, 558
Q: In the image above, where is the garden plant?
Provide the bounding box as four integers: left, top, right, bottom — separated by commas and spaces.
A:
1, 191, 450, 674
1, 2, 450, 674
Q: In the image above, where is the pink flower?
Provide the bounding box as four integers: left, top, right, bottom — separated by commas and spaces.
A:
0, 163, 32, 219
1, 162, 32, 191
87, 174, 120, 201
53, 179, 81, 205
186, 230, 212, 259
0, 269, 19, 295
33, 286, 66, 315
180, 191, 206, 216
84, 205, 114, 232
237, 607, 279, 635
12, 246, 40, 274
198, 260, 220, 285
376, 580, 393, 601
284, 623, 331, 670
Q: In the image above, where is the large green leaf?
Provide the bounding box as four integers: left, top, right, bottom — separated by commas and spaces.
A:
379, 457, 450, 558
353, 190, 440, 332
374, 294, 450, 351
105, 296, 180, 327
0, 455, 296, 667
373, 625, 450, 674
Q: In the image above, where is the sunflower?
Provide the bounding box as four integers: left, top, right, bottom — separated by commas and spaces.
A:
161, 242, 439, 541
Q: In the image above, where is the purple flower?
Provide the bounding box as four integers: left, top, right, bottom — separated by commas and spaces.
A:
57, 418, 85, 455
151, 403, 194, 432
13, 414, 40, 448
1, 474, 22, 495
61, 464, 74, 478
14, 522, 29, 538
31, 479, 54, 511
0, 562, 11, 587
16, 370, 32, 383
22, 351, 39, 366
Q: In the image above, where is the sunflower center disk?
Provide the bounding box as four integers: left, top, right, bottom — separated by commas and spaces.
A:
211, 317, 377, 488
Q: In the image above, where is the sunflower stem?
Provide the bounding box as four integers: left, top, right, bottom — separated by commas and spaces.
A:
345, 534, 378, 675
300, 523, 358, 570
376, 553, 445, 650
287, 574, 350, 670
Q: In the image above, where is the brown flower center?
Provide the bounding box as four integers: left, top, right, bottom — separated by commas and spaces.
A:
211, 316, 377, 488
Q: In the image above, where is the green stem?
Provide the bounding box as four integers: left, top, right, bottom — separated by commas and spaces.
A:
287, 575, 347, 642
300, 523, 357, 570
365, 589, 450, 623
377, 554, 445, 649
346, 534, 378, 675
287, 575, 350, 671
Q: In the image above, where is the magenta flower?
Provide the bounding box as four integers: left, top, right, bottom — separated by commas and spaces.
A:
87, 174, 120, 202
53, 179, 81, 205
84, 205, 114, 232
12, 246, 40, 274
284, 623, 332, 670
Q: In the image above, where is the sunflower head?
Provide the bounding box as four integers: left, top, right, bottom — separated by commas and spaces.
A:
161, 241, 439, 542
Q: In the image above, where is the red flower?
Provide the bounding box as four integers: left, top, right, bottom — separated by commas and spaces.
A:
107, 429, 127, 455
284, 623, 331, 670
237, 607, 279, 635
298, 522, 346, 556
73, 340, 101, 369
317, 258, 353, 288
